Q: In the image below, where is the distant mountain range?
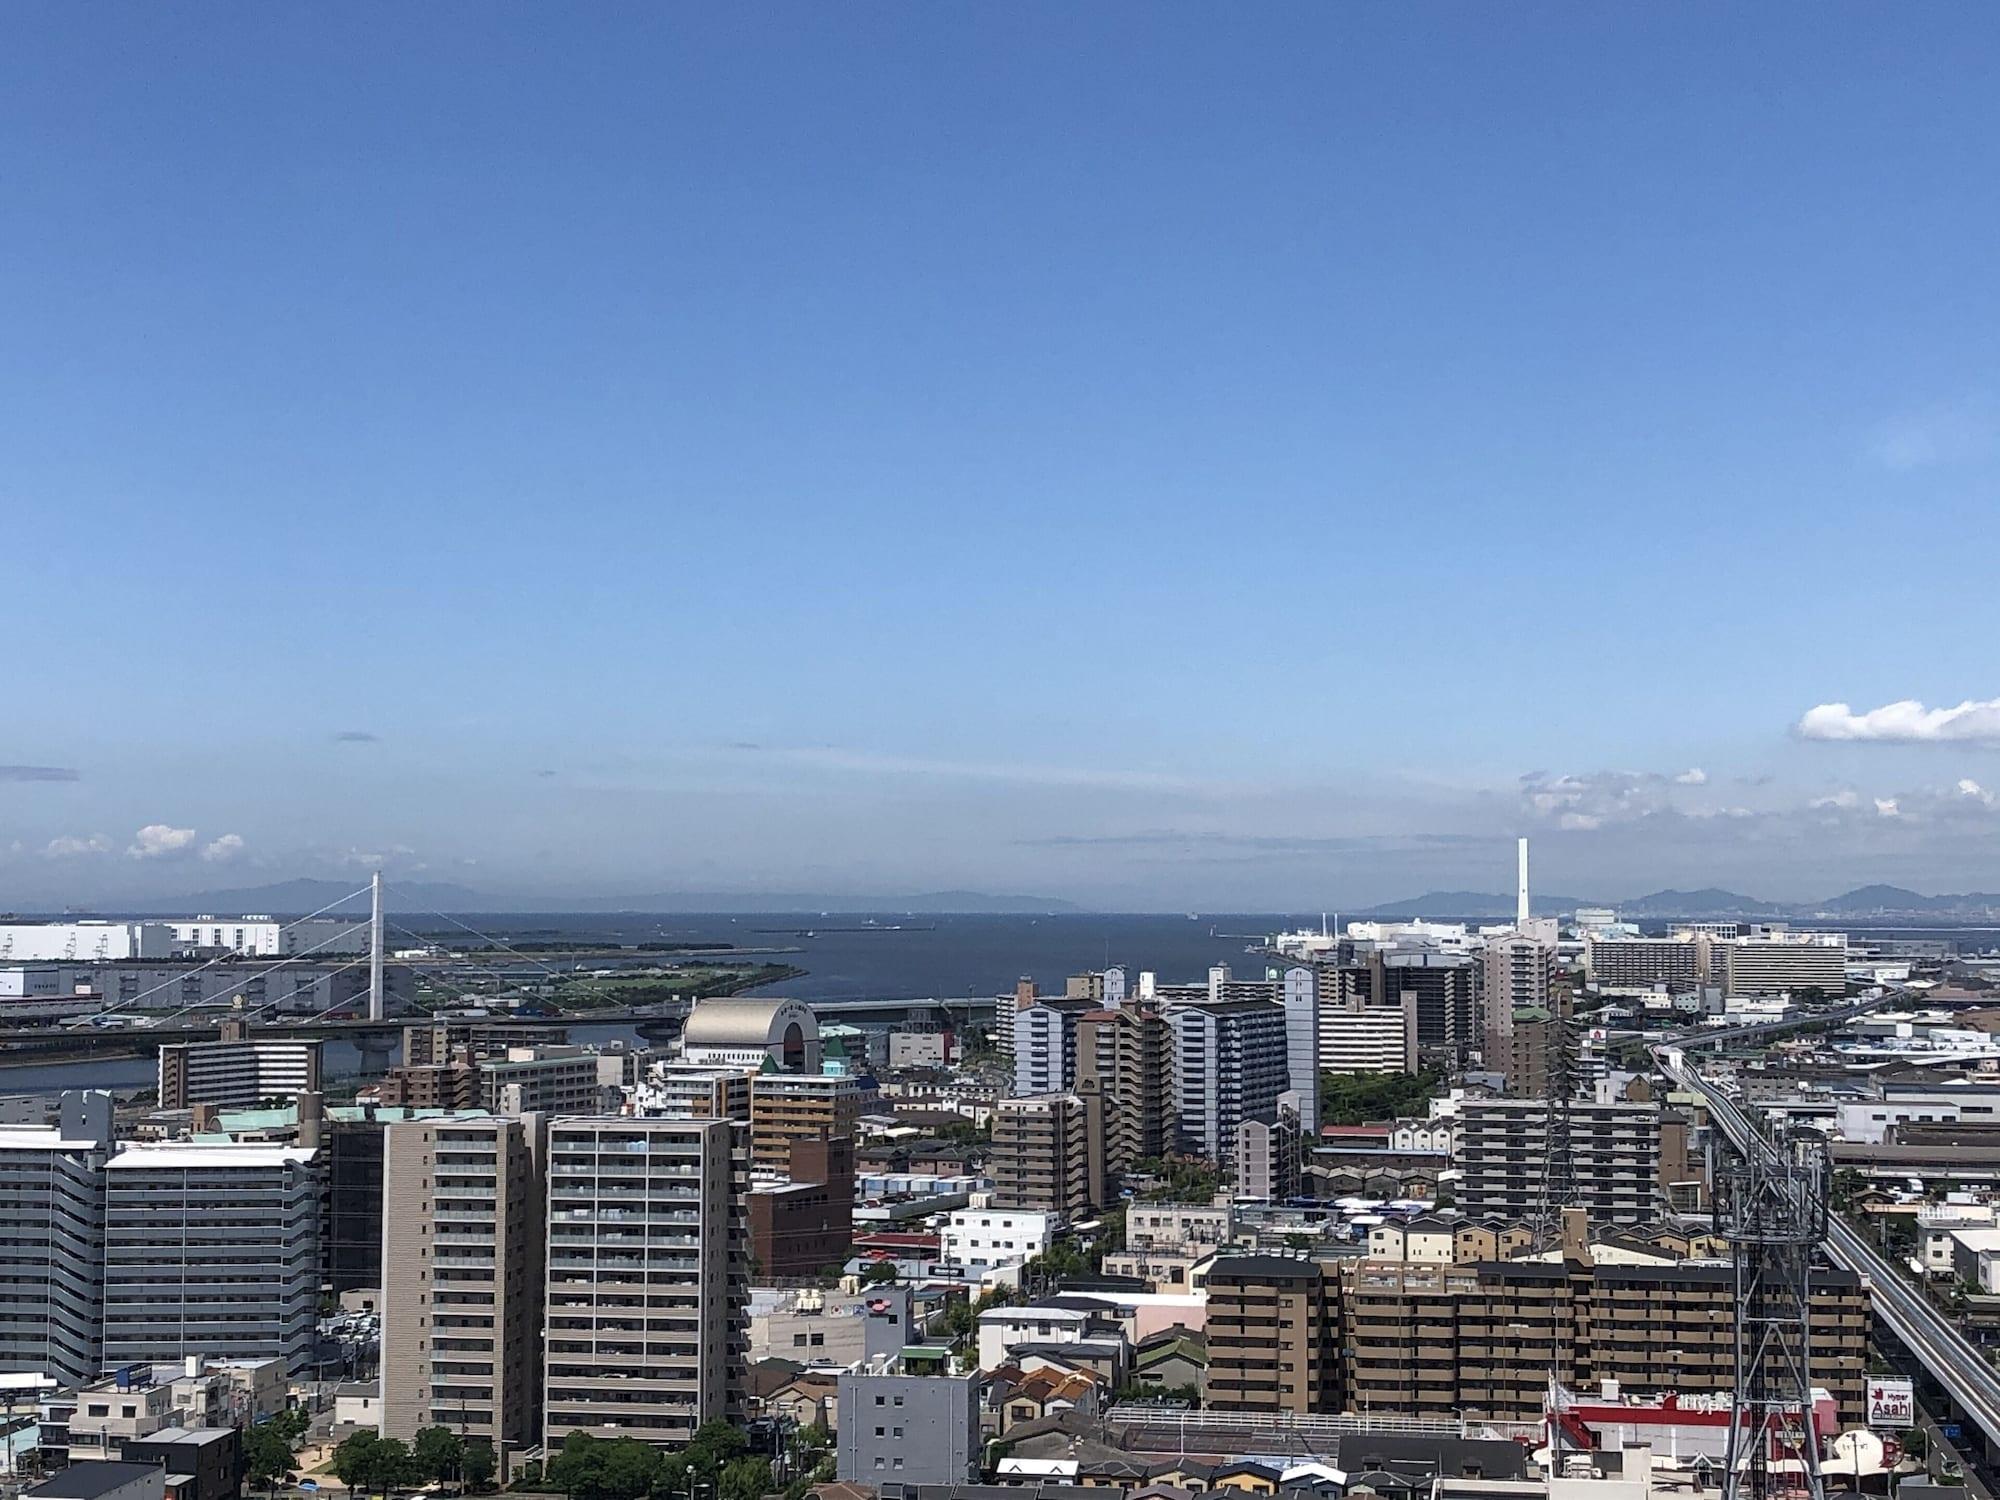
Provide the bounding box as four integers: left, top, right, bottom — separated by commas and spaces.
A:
1812, 884, 2000, 916
1357, 884, 2000, 920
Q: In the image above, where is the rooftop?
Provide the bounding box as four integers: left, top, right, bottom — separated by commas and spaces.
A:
28, 1463, 164, 1500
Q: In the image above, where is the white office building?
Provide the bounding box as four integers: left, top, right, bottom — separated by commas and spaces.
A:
942, 1206, 1056, 1273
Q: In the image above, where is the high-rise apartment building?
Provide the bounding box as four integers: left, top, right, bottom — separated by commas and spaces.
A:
1714, 932, 1848, 998
1011, 998, 1095, 1097
479, 1048, 615, 1117
1452, 1098, 1691, 1225
0, 1091, 113, 1386
157, 1021, 322, 1110
1235, 1099, 1302, 1203
542, 1118, 746, 1448
1354, 950, 1478, 1069
987, 1094, 1098, 1219
1344, 1254, 1868, 1422
1073, 1005, 1171, 1195
101, 1143, 320, 1372
380, 1114, 548, 1452
1584, 936, 1701, 991
1204, 1256, 1341, 1414
1480, 934, 1554, 1073
1317, 991, 1419, 1075
1169, 1000, 1290, 1163
1280, 966, 1320, 1135
748, 1074, 861, 1171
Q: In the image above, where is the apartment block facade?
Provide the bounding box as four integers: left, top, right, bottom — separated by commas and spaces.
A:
1203, 1256, 1341, 1414
1169, 999, 1290, 1163
1344, 1257, 1868, 1422
1073, 1005, 1172, 1193
158, 1026, 322, 1111
101, 1143, 320, 1372
380, 1114, 548, 1451
748, 1074, 861, 1172
542, 1118, 746, 1447
987, 1093, 1098, 1219
1453, 1098, 1691, 1225
0, 1092, 114, 1386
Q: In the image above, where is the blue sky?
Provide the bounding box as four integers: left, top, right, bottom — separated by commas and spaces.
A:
4, 5, 1998, 908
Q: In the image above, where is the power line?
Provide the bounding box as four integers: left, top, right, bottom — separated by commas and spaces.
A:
72, 888, 378, 1032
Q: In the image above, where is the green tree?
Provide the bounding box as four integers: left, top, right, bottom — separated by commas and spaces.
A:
1317, 1069, 1441, 1127
412, 1427, 466, 1486
331, 1433, 418, 1500
795, 1424, 830, 1456
245, 1423, 299, 1498
861, 1261, 899, 1285
718, 1458, 773, 1500
462, 1443, 498, 1493
683, 1421, 749, 1475
1831, 1168, 1867, 1210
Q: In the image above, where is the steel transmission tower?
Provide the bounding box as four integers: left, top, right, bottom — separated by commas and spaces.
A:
1715, 1128, 1830, 1500
1530, 1014, 1578, 1249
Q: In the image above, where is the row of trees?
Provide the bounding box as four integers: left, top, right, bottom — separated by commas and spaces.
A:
540, 1423, 769, 1500
329, 1428, 496, 1498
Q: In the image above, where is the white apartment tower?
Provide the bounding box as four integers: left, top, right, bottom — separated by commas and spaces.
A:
1169, 999, 1290, 1163
1280, 966, 1320, 1135
0, 1091, 113, 1386
101, 1142, 320, 1372
542, 1117, 746, 1448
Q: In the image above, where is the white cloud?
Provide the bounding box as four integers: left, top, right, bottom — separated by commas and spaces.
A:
43, 834, 112, 858
1874, 798, 1901, 819
128, 824, 197, 860
201, 833, 246, 863
1796, 697, 2000, 745
1959, 779, 1997, 808
1674, 768, 1708, 786
1870, 396, 1999, 471
728, 743, 1205, 793
1810, 789, 1860, 810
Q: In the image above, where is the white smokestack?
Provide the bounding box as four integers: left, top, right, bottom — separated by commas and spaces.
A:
1517, 836, 1530, 926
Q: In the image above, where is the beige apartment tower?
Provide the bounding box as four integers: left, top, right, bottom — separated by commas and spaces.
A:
748, 1073, 861, 1170
380, 1114, 549, 1452
542, 1117, 747, 1448
988, 1092, 1099, 1219
1074, 1005, 1171, 1194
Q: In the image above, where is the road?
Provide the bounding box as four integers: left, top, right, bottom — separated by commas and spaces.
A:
1657, 1009, 2000, 1461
